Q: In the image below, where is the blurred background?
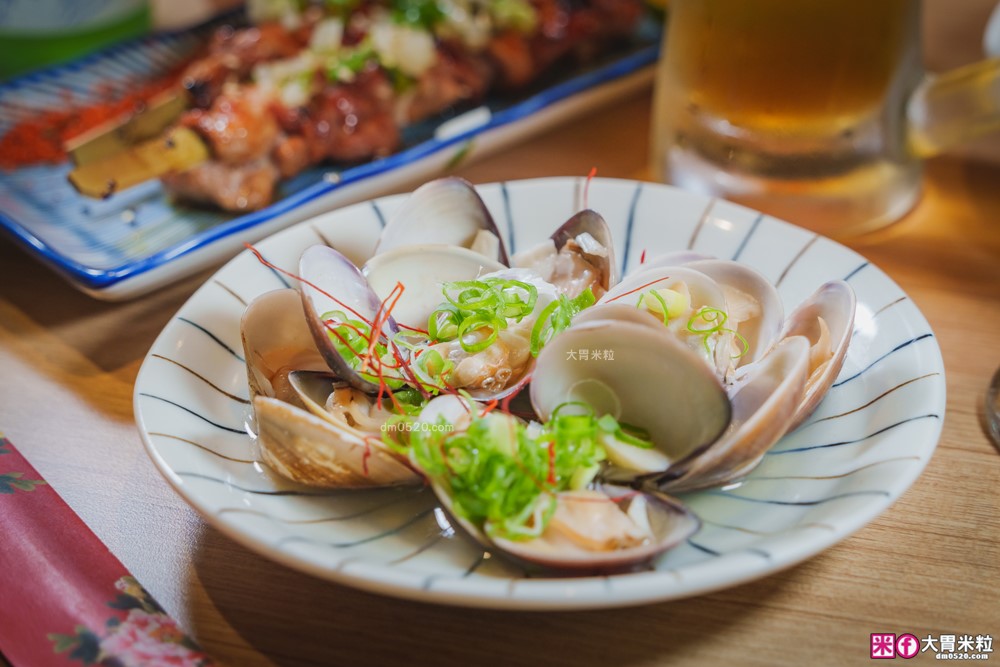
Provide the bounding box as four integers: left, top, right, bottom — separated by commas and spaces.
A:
2, 0, 999, 161
2, 0, 996, 75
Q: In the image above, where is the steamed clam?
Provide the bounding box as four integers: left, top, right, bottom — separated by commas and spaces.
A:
513, 209, 617, 299
781, 280, 856, 430
373, 177, 509, 264
403, 395, 701, 572
237, 177, 858, 573
301, 245, 550, 401
529, 318, 732, 483
241, 289, 420, 487
660, 336, 811, 492
598, 265, 742, 379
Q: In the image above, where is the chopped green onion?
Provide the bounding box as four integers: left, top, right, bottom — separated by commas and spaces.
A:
390, 387, 428, 416
597, 415, 654, 449
528, 300, 561, 357
402, 399, 645, 541
685, 306, 749, 359
414, 348, 454, 383
319, 309, 404, 389
730, 330, 750, 359
686, 306, 727, 334
528, 287, 596, 356
325, 42, 376, 81
456, 312, 499, 352
390, 0, 445, 29
427, 305, 462, 341
429, 278, 538, 354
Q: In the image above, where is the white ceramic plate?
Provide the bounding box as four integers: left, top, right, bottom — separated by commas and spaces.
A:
134, 177, 945, 610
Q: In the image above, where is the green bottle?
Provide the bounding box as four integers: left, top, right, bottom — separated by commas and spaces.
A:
0, 0, 151, 80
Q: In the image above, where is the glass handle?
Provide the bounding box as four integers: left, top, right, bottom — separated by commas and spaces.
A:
907, 57, 1000, 157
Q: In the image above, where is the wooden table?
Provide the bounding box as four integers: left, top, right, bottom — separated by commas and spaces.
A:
2, 19, 1000, 667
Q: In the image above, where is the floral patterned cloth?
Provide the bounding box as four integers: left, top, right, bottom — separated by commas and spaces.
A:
0, 434, 215, 667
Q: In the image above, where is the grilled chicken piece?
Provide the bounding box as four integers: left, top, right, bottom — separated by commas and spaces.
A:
283, 67, 400, 163
180, 89, 278, 165
273, 134, 311, 178
490, 0, 644, 88
162, 158, 279, 212
181, 23, 307, 107
396, 43, 495, 124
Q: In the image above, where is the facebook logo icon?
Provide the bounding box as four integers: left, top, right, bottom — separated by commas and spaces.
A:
896, 634, 919, 659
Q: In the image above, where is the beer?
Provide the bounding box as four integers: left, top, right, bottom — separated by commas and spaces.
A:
651, 0, 925, 236
664, 0, 913, 135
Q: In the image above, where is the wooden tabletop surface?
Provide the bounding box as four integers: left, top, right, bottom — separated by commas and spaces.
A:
2, 7, 1000, 667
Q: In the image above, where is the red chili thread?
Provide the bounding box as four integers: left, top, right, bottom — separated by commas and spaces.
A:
245, 244, 374, 326
478, 398, 499, 418
583, 166, 597, 209
606, 275, 673, 303
361, 442, 372, 476
247, 244, 425, 410
245, 243, 476, 405
546, 440, 557, 486
363, 281, 404, 374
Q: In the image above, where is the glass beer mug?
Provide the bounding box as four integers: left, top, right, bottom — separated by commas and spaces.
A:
651, 0, 1000, 236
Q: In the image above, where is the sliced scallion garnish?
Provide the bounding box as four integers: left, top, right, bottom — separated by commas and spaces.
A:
429, 278, 538, 354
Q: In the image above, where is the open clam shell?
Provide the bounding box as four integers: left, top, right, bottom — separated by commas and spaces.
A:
513, 209, 617, 298
299, 245, 402, 394
660, 336, 810, 493
426, 267, 559, 402
780, 281, 856, 430
571, 302, 666, 333
549, 209, 618, 295
241, 288, 331, 404
432, 482, 699, 574
254, 395, 419, 488
684, 259, 785, 368
363, 244, 506, 330
241, 291, 420, 488
621, 255, 784, 370
409, 397, 699, 573
530, 319, 731, 484
373, 177, 509, 264
598, 265, 734, 378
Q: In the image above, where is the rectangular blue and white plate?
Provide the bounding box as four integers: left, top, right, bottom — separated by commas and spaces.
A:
0, 11, 660, 300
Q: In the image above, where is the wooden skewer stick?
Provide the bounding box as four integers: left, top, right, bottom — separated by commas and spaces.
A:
67, 127, 209, 199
